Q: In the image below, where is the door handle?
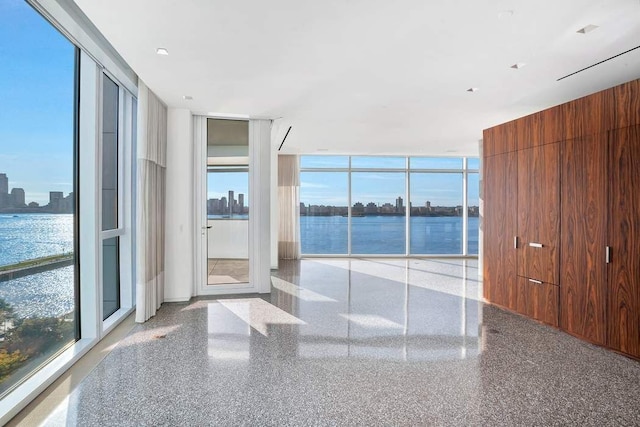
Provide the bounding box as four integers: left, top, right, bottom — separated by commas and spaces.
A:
529, 242, 543, 248
202, 226, 212, 230
528, 278, 543, 285
605, 246, 611, 264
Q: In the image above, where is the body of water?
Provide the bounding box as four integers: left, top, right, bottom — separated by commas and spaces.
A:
301, 215, 479, 255
0, 213, 477, 318
0, 214, 75, 318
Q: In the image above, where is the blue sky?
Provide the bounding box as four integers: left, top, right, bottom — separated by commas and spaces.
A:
0, 1, 75, 205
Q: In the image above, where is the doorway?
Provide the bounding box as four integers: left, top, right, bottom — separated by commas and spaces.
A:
205, 119, 249, 286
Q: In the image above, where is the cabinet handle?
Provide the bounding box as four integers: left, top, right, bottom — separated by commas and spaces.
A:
529, 242, 543, 248
606, 246, 611, 264
514, 236, 518, 249
528, 278, 543, 284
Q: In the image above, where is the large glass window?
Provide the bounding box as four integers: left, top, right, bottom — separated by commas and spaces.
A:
101, 75, 119, 231
0, 0, 78, 396
300, 172, 348, 254
351, 172, 406, 254
410, 173, 463, 254
101, 73, 121, 319
467, 172, 479, 255
299, 156, 479, 256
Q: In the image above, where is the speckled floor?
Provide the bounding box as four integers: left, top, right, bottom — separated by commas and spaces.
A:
36, 259, 640, 426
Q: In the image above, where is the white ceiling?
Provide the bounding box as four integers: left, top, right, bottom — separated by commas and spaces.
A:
74, 0, 640, 156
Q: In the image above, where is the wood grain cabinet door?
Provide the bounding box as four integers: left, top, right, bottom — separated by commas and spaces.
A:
560, 134, 607, 345
483, 152, 518, 310
517, 143, 560, 284
517, 276, 559, 327
607, 125, 640, 358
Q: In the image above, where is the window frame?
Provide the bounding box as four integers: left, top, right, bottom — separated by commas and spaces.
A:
299, 155, 480, 257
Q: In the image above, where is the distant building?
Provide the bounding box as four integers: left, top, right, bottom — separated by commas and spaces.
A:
49, 191, 64, 213
395, 196, 403, 213
352, 202, 364, 215
228, 191, 234, 213
220, 197, 227, 214
364, 202, 378, 214
238, 194, 244, 213
63, 192, 74, 213
11, 188, 26, 207
0, 173, 7, 194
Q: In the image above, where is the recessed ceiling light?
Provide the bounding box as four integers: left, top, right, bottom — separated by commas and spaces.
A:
577, 24, 599, 34
511, 62, 526, 69
446, 149, 457, 153
183, 95, 193, 100
156, 48, 169, 55
498, 10, 514, 19
467, 87, 479, 92
317, 148, 329, 152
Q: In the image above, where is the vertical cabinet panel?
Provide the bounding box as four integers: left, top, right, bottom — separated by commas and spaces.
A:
483, 121, 516, 156
517, 143, 560, 285
483, 152, 517, 310
607, 125, 640, 358
560, 134, 607, 345
612, 80, 640, 129
567, 91, 611, 139
516, 112, 542, 151
540, 105, 564, 145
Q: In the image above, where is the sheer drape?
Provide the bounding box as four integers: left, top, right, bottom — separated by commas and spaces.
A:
135, 80, 167, 323
278, 155, 300, 259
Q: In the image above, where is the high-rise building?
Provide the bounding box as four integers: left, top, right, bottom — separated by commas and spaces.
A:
396, 196, 403, 212
0, 173, 8, 194
11, 188, 26, 207
49, 191, 64, 213
238, 194, 244, 213
228, 190, 234, 213
220, 197, 227, 214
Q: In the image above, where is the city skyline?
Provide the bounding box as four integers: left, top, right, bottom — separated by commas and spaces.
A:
0, 172, 74, 213
300, 196, 479, 217
207, 190, 248, 216
0, 2, 75, 206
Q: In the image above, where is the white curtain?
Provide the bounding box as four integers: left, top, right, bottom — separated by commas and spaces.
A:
135, 80, 167, 323
278, 155, 300, 259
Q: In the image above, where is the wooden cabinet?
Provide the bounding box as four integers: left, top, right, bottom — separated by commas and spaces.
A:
483, 79, 640, 360
517, 143, 560, 285
607, 124, 640, 358
483, 152, 517, 310
560, 134, 608, 345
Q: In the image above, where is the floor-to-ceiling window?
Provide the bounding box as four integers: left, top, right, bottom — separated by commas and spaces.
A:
0, 1, 137, 418
0, 0, 78, 396
300, 156, 349, 254
351, 157, 406, 254
101, 74, 121, 319
300, 155, 479, 256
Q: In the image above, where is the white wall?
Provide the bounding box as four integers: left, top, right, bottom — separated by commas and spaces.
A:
249, 119, 272, 293
207, 219, 249, 259
164, 108, 193, 301
270, 123, 280, 269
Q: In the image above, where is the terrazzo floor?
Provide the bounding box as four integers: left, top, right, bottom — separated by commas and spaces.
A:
20, 259, 640, 426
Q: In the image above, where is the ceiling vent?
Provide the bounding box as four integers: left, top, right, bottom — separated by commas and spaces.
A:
557, 45, 640, 81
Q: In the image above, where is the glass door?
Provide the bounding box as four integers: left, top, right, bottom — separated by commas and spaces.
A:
205, 119, 249, 286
